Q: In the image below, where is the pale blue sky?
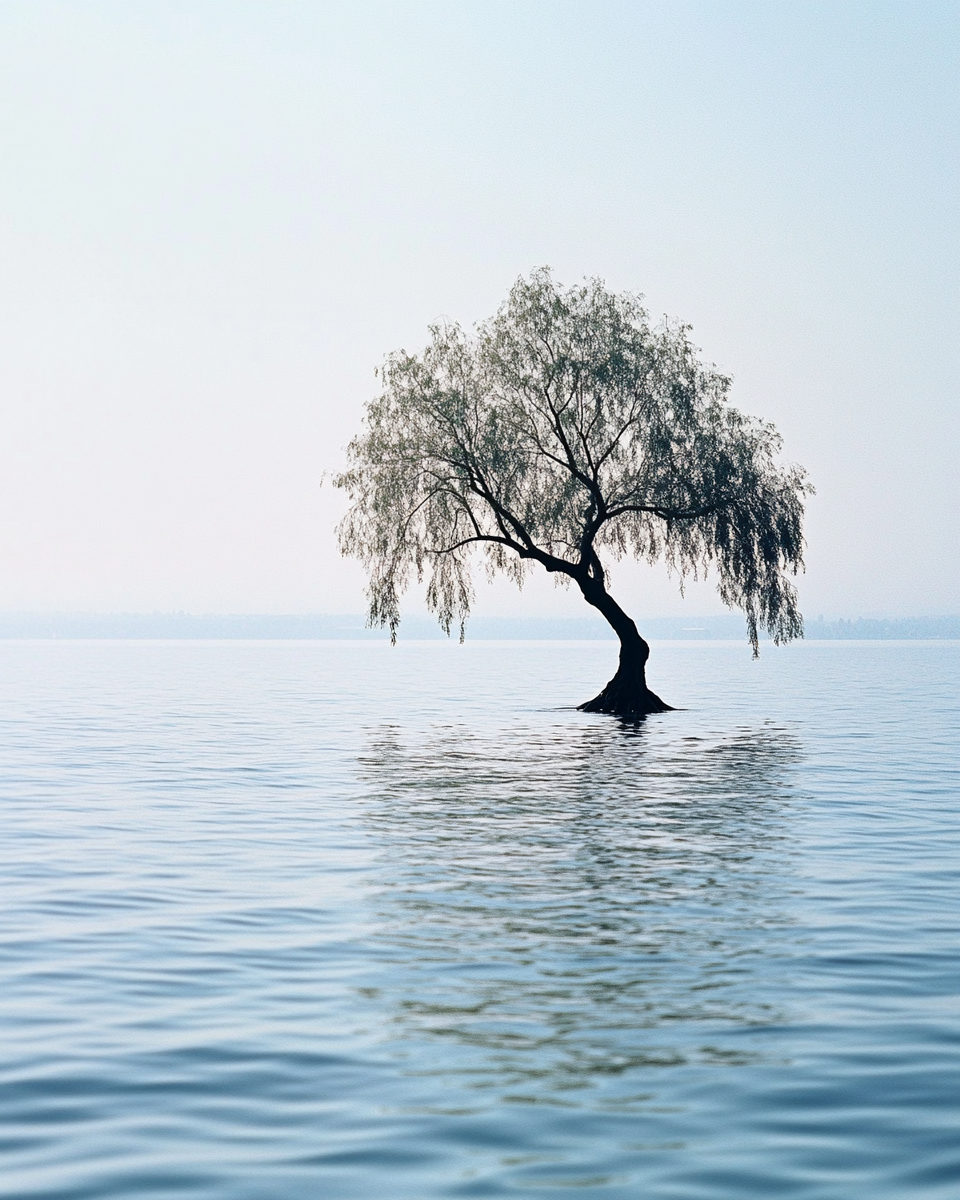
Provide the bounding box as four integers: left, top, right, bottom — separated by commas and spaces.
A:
0, 1, 956, 619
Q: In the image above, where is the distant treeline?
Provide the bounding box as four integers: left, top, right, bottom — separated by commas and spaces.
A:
1, 613, 957, 640
802, 616, 960, 640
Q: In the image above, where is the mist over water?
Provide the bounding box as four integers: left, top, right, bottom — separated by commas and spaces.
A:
1, 640, 957, 1198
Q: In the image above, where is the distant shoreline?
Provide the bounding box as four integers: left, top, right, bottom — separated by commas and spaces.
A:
1, 614, 957, 641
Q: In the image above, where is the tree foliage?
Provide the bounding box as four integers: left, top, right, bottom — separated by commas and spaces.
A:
335, 269, 811, 656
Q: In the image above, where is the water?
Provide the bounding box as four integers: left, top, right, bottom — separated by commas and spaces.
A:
1, 638, 957, 1198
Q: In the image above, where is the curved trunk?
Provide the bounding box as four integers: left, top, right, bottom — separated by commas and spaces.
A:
577, 581, 672, 717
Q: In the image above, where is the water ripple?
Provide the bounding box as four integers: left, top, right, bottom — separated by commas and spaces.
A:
1, 639, 958, 1197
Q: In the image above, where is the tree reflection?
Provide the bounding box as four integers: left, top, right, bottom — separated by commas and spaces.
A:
356, 717, 801, 1107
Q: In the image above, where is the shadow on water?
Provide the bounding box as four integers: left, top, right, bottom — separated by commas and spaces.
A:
356, 716, 803, 1109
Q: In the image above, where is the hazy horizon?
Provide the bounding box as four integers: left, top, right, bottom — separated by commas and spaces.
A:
1, 606, 958, 621
1, 2, 957, 620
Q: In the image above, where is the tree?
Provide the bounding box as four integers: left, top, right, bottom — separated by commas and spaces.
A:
335, 270, 811, 717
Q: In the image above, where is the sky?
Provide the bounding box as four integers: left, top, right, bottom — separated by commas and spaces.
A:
0, 0, 956, 621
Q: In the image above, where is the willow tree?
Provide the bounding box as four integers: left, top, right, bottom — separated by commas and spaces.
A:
335, 270, 811, 717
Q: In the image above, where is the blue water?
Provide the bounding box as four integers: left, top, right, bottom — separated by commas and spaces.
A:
1, 639, 957, 1198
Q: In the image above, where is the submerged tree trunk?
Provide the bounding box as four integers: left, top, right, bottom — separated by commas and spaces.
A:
577, 581, 672, 718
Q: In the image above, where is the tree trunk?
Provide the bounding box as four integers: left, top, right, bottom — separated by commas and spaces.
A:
577, 582, 672, 718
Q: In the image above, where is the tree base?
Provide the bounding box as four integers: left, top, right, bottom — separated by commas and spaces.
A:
573, 607, 673, 718
577, 677, 673, 718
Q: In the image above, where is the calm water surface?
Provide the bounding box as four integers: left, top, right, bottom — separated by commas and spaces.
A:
1, 639, 958, 1198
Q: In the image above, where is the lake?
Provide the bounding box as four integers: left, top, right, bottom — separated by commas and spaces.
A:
1, 638, 957, 1198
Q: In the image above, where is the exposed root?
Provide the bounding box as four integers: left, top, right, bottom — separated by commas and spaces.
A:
577, 674, 673, 718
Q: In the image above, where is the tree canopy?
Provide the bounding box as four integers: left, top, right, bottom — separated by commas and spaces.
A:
335, 269, 811, 714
